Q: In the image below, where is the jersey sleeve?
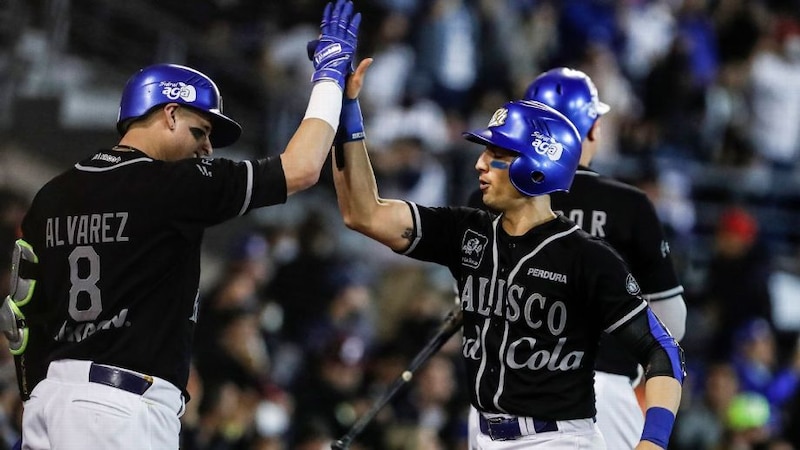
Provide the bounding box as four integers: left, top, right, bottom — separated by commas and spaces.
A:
399, 203, 479, 269
628, 193, 683, 301
157, 156, 287, 226
581, 238, 648, 334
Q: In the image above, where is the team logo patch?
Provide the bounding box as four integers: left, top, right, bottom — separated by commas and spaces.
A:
461, 230, 488, 269
625, 274, 641, 295
160, 81, 197, 103
531, 130, 563, 161
488, 108, 508, 127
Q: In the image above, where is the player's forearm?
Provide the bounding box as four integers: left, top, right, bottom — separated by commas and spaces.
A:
638, 376, 682, 449
333, 140, 413, 250
281, 81, 342, 195
333, 139, 380, 228
281, 118, 336, 194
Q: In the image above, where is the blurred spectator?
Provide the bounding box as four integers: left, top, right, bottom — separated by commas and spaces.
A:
360, 9, 415, 112
703, 207, 773, 359
640, 34, 707, 160
290, 333, 380, 449
304, 271, 377, 360
408, 0, 480, 114
672, 361, 740, 450
747, 17, 800, 175
730, 318, 800, 440
251, 400, 291, 450
636, 167, 697, 242
577, 41, 639, 163
504, 1, 559, 95
187, 380, 261, 450
556, 0, 624, 67
264, 211, 346, 345
720, 392, 774, 449
674, 0, 719, 89
702, 0, 761, 167
620, 0, 676, 82
370, 135, 448, 208
387, 354, 466, 449
194, 232, 274, 389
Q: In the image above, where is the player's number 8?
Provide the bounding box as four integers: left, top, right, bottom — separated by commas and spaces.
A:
68, 246, 102, 321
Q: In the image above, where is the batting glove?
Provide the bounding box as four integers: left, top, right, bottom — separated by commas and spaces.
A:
310, 0, 361, 91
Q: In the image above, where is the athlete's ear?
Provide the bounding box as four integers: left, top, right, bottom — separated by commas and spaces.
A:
586, 119, 601, 142
163, 103, 179, 130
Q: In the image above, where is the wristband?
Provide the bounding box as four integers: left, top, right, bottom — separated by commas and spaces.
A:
336, 97, 365, 145
303, 81, 343, 131
641, 407, 675, 448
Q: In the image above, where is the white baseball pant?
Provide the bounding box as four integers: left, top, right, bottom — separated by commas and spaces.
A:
594, 371, 643, 450
22, 359, 185, 450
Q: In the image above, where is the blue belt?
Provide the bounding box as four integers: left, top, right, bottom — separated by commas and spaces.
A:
89, 363, 153, 395
479, 414, 559, 441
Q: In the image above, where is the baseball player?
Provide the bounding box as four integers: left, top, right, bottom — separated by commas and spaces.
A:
331, 62, 685, 449
466, 68, 687, 449
0, 1, 363, 448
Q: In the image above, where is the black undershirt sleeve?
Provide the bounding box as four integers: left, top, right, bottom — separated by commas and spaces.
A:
610, 308, 686, 382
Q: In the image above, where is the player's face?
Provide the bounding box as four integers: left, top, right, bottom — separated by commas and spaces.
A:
475, 145, 520, 208
169, 106, 213, 161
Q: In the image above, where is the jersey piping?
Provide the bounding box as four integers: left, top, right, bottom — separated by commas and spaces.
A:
605, 301, 647, 334
75, 158, 154, 172
402, 202, 424, 254
237, 160, 254, 216
483, 219, 582, 412
641, 286, 684, 302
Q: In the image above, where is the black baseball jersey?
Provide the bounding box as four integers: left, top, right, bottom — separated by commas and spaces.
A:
401, 203, 649, 420
550, 167, 683, 379
20, 148, 286, 395
466, 167, 684, 380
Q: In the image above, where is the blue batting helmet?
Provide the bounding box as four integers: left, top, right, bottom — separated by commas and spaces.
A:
116, 64, 242, 147
523, 67, 610, 141
463, 100, 582, 196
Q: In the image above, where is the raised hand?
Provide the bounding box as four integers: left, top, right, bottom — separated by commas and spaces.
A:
310, 0, 361, 91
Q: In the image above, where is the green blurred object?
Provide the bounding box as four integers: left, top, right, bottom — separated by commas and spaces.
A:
727, 392, 770, 430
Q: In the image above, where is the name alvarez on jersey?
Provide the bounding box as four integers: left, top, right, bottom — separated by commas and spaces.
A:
401, 202, 647, 420
44, 212, 129, 248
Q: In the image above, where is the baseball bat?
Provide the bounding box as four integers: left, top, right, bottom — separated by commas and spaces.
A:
330, 306, 464, 450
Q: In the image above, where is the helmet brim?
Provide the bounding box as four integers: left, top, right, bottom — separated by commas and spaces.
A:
462, 129, 519, 154
208, 111, 242, 148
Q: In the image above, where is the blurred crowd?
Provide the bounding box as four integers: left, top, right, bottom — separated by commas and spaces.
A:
3, 0, 800, 449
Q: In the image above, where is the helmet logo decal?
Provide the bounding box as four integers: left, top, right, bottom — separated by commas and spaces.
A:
530, 130, 563, 161
488, 108, 508, 127
160, 82, 197, 103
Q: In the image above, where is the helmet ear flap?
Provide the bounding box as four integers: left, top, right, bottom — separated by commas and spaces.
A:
508, 152, 549, 196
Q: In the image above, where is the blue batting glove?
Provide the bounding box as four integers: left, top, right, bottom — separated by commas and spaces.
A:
310, 0, 361, 91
